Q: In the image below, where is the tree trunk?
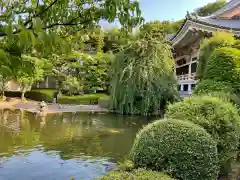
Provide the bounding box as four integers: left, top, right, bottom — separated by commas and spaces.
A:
2, 90, 4, 100
1, 81, 5, 100
21, 91, 25, 102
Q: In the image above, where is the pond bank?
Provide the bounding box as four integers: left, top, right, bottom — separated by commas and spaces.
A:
0, 98, 109, 114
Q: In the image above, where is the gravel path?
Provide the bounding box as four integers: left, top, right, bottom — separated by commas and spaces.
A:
15, 103, 109, 113
0, 98, 109, 114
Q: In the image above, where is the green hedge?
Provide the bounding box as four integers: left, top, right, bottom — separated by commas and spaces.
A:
58, 93, 106, 105
98, 169, 174, 180
196, 32, 235, 80
4, 91, 22, 98
5, 89, 108, 105
130, 119, 219, 180
203, 47, 240, 88
166, 95, 240, 175
25, 89, 56, 103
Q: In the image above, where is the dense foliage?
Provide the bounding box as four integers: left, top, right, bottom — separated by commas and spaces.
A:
58, 93, 106, 105
196, 32, 235, 80
193, 80, 233, 94
0, 0, 143, 98
130, 119, 219, 180
202, 47, 240, 89
25, 89, 56, 103
81, 52, 113, 93
138, 20, 183, 37
60, 76, 83, 96
49, 51, 113, 95
166, 95, 240, 174
99, 169, 174, 180
110, 36, 179, 116
196, 0, 227, 17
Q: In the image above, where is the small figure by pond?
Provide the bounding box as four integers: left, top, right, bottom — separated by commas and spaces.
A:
35, 101, 48, 116
53, 91, 62, 109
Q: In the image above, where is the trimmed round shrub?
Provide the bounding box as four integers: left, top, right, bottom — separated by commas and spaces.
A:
98, 169, 174, 180
166, 95, 240, 174
130, 119, 219, 180
202, 47, 240, 89
197, 32, 235, 80
25, 89, 56, 102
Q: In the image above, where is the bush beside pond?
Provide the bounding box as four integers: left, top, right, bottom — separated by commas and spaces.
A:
130, 119, 219, 180
58, 93, 106, 105
166, 95, 240, 175
25, 89, 56, 103
4, 89, 108, 106
98, 169, 174, 180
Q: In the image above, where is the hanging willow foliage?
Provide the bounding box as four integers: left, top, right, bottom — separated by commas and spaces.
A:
110, 36, 179, 116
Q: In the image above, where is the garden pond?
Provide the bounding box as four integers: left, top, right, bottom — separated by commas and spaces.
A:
0, 109, 152, 180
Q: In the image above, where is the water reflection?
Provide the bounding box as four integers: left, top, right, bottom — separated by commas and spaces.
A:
0, 109, 151, 180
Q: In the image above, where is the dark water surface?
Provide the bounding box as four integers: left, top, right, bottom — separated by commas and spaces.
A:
0, 109, 152, 180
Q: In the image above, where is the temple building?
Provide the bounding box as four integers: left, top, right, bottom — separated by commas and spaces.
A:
168, 0, 240, 97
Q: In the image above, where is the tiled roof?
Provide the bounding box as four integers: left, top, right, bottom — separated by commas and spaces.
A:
191, 16, 240, 30
168, 0, 240, 42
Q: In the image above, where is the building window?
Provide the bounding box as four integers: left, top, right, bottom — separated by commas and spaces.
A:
191, 62, 197, 73
176, 65, 189, 75
183, 84, 188, 91
176, 58, 187, 66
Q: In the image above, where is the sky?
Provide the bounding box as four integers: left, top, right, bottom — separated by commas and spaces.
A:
140, 0, 217, 21
101, 0, 219, 28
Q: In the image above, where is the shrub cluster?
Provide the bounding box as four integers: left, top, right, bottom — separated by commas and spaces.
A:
196, 32, 235, 80
130, 119, 219, 180
166, 95, 240, 174
58, 93, 106, 105
4, 89, 107, 105
98, 169, 174, 180
25, 89, 56, 103
202, 47, 240, 88
127, 32, 240, 180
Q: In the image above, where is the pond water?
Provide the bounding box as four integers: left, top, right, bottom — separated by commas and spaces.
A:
0, 109, 152, 180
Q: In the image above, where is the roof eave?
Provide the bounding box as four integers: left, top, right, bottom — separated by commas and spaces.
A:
171, 18, 240, 47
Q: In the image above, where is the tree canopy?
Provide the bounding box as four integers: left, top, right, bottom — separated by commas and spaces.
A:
196, 0, 227, 17
0, 0, 144, 96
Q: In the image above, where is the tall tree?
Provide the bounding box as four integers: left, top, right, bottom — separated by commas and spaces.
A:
139, 20, 184, 38
110, 35, 179, 116
16, 55, 45, 101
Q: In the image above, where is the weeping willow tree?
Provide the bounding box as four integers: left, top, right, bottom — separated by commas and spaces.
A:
110, 36, 179, 116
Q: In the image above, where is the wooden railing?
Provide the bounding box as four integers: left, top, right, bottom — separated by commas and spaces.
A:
177, 73, 196, 81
